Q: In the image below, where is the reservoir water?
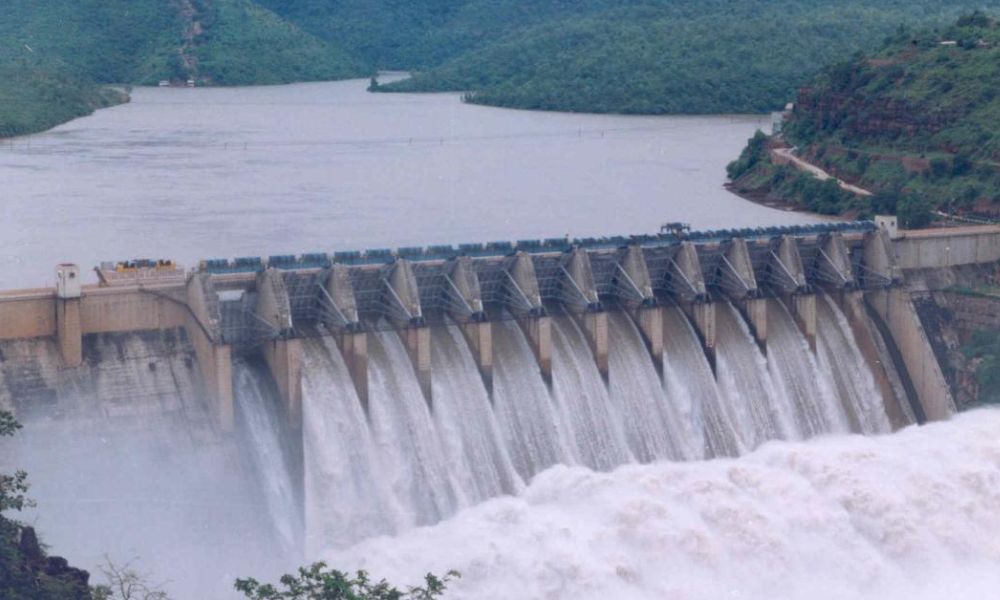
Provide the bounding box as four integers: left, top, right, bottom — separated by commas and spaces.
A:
0, 78, 813, 289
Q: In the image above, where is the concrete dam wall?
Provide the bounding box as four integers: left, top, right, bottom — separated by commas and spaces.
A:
2, 220, 994, 584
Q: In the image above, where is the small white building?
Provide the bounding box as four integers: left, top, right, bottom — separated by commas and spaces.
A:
55, 264, 81, 299
875, 215, 901, 239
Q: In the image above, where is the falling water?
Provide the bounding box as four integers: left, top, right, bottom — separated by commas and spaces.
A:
607, 310, 702, 461
766, 299, 851, 437
549, 314, 633, 471
816, 295, 893, 434
367, 329, 458, 527
430, 321, 523, 505
301, 334, 395, 554
661, 305, 742, 457
715, 301, 795, 448
233, 359, 302, 556
492, 317, 572, 480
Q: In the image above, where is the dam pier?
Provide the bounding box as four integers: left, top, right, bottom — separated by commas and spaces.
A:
2, 219, 993, 436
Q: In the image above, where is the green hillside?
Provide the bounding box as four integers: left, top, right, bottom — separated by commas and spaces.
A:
728, 13, 1000, 224
0, 40, 129, 139
8, 1, 1000, 138
370, 0, 1000, 114
1, 0, 359, 85
0, 0, 362, 137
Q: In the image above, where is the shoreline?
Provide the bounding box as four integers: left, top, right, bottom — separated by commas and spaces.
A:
723, 182, 849, 221
0, 85, 131, 141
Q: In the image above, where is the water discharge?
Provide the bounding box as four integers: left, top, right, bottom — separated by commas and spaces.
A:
324, 408, 1000, 600
715, 301, 795, 448
607, 311, 702, 461
549, 314, 633, 470
766, 298, 851, 437
1, 298, 962, 598
430, 321, 523, 505
366, 329, 458, 528
816, 294, 894, 434
661, 305, 742, 457
233, 359, 302, 556
492, 317, 571, 480
301, 334, 394, 553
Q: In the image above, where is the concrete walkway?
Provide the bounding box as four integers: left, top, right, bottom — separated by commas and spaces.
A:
771, 147, 873, 197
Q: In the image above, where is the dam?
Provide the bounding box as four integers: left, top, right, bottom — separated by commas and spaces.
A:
1, 217, 997, 579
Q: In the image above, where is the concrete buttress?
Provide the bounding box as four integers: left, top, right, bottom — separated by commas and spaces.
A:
817, 232, 855, 289
386, 259, 431, 404
448, 256, 493, 394
562, 248, 608, 380
322, 264, 368, 411
865, 287, 955, 422
617, 245, 662, 373
256, 269, 302, 428
185, 272, 233, 431
718, 238, 758, 300
507, 251, 551, 383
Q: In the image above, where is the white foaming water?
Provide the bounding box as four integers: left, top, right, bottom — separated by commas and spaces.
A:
662, 305, 742, 457
430, 322, 523, 505
766, 299, 851, 437
607, 311, 702, 461
550, 314, 633, 471
492, 317, 572, 480
715, 301, 796, 447
326, 408, 1000, 600
367, 329, 458, 527
301, 335, 395, 554
816, 294, 893, 434
232, 359, 302, 556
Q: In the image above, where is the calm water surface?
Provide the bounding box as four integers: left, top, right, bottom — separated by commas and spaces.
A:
0, 79, 816, 288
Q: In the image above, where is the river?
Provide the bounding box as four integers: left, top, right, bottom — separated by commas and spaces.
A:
0, 78, 814, 289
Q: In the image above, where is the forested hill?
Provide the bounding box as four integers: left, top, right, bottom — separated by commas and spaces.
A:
362, 0, 1000, 114
8, 1, 1000, 138
727, 13, 1000, 224
0, 0, 361, 137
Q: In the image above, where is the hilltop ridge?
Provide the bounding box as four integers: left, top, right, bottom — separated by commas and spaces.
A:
728, 13, 1000, 225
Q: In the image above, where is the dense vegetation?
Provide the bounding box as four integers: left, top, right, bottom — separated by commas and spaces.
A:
0, 0, 360, 137
236, 563, 458, 600
7, 0, 1000, 137
363, 1, 1000, 114
729, 13, 1000, 222
0, 60, 127, 138
0, 0, 358, 86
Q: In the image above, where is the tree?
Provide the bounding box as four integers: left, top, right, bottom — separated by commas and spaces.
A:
0, 410, 31, 518
235, 562, 460, 600
897, 194, 934, 228
870, 189, 900, 214
92, 558, 171, 600
726, 130, 768, 180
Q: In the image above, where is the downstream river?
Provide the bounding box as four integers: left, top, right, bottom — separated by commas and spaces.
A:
0, 78, 814, 289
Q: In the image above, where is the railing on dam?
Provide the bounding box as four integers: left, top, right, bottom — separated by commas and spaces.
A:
193, 220, 889, 350
197, 221, 877, 275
